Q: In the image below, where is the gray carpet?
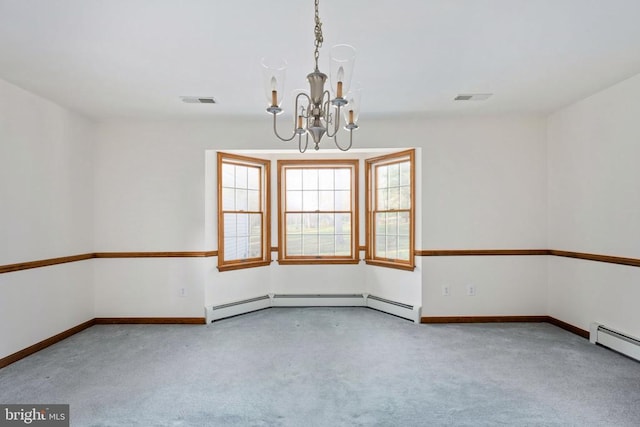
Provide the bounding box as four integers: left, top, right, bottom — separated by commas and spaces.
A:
1, 307, 640, 426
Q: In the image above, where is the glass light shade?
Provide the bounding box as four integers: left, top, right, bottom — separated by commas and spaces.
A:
261, 57, 287, 107
329, 44, 356, 98
343, 83, 362, 126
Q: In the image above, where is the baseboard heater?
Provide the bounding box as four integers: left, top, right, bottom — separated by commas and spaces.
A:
365, 294, 421, 323
206, 293, 421, 324
205, 295, 271, 323
271, 293, 365, 307
590, 323, 640, 362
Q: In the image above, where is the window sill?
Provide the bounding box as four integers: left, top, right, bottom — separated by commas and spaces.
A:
364, 259, 415, 271
217, 260, 271, 272
277, 259, 360, 266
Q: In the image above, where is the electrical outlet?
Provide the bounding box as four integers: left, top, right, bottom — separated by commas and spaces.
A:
442, 285, 450, 296
467, 285, 476, 296
179, 287, 187, 297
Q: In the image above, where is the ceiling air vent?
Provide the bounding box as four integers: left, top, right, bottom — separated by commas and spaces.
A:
180, 96, 217, 104
454, 93, 492, 101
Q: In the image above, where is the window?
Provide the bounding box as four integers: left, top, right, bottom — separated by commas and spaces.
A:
215, 150, 415, 272
217, 152, 270, 271
365, 149, 415, 270
278, 160, 359, 264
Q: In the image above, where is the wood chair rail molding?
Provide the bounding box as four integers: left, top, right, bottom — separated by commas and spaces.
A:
549, 250, 640, 268
0, 253, 95, 274
418, 249, 640, 268
416, 249, 549, 256
0, 251, 218, 274
2, 249, 640, 274
94, 251, 217, 258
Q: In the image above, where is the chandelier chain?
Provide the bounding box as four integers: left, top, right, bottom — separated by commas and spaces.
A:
313, 0, 323, 70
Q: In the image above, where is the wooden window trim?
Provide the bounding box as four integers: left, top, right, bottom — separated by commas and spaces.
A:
278, 259, 360, 266
277, 159, 359, 264
365, 149, 415, 270
217, 260, 271, 272
364, 259, 416, 272
217, 152, 271, 271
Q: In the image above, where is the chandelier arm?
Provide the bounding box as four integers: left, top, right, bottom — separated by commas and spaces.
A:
272, 113, 297, 142
298, 133, 309, 153
271, 92, 313, 143
324, 91, 342, 138
326, 107, 342, 138
322, 97, 330, 125
332, 128, 354, 152
295, 92, 312, 116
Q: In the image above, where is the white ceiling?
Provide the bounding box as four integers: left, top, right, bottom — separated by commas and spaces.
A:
1, 0, 640, 121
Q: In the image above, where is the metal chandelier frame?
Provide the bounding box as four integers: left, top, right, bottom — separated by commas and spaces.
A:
263, 0, 360, 152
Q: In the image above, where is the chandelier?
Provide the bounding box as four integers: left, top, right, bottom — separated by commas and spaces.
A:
262, 0, 361, 152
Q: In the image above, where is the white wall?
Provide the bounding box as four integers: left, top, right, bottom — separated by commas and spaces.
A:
0, 78, 95, 359
403, 116, 548, 316
423, 256, 548, 316
93, 258, 205, 318
360, 117, 548, 250
93, 115, 547, 317
93, 121, 420, 313
548, 72, 640, 337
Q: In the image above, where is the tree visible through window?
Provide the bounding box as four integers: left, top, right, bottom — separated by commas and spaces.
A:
278, 160, 359, 264
217, 152, 270, 271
